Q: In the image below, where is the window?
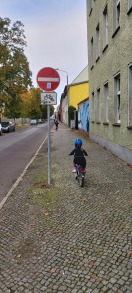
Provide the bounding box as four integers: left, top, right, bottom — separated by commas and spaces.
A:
96, 24, 100, 60
104, 82, 109, 123
89, 0, 93, 15
96, 88, 101, 122
128, 64, 132, 127
113, 0, 120, 35
91, 92, 95, 122
128, 0, 132, 10
90, 37, 94, 68
114, 73, 120, 124
103, 5, 108, 49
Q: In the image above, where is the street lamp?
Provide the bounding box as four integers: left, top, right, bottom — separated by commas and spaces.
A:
55, 68, 68, 98
55, 68, 69, 125
56, 68, 69, 125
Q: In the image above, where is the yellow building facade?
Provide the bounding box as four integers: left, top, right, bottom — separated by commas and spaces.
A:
69, 82, 89, 109
68, 65, 89, 109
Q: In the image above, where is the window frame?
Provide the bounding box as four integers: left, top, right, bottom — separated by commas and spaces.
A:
89, 0, 93, 16
91, 91, 95, 122
128, 0, 132, 14
103, 4, 108, 50
113, 73, 121, 125
96, 87, 101, 123
104, 82, 109, 124
90, 36, 94, 69
96, 23, 100, 61
128, 63, 132, 127
112, 0, 120, 37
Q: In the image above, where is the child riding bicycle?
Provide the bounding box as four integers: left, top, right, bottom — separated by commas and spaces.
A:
54, 118, 59, 130
68, 138, 88, 173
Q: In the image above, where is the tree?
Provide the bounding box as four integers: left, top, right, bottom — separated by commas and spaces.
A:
68, 105, 76, 125
41, 104, 54, 119
0, 17, 32, 119
20, 90, 31, 118
28, 88, 54, 119
4, 96, 22, 120
28, 88, 42, 119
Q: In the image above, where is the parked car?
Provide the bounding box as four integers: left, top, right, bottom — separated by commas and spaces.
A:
1, 121, 15, 133
0, 124, 2, 135
37, 119, 42, 124
30, 119, 38, 125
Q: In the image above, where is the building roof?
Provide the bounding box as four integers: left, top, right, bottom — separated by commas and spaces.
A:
71, 65, 89, 85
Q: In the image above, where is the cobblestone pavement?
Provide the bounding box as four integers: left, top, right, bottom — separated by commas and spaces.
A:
0, 123, 132, 293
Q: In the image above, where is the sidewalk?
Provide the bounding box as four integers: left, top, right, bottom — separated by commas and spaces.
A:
0, 122, 132, 293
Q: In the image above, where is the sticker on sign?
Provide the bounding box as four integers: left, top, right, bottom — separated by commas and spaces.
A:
41, 92, 57, 105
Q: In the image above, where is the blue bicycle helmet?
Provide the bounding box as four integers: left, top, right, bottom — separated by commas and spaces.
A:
74, 138, 82, 147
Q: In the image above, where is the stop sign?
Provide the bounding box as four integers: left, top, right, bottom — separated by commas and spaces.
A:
36, 67, 60, 91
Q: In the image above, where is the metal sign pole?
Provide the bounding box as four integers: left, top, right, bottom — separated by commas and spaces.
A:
47, 104, 51, 185
36, 67, 60, 187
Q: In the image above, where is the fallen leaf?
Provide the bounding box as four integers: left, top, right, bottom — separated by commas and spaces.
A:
87, 259, 94, 266
80, 196, 87, 201
127, 164, 132, 168
53, 229, 62, 235
31, 251, 37, 256
45, 212, 49, 216
96, 277, 102, 282
90, 274, 102, 282
127, 250, 132, 255
29, 223, 36, 227
50, 268, 57, 273
90, 274, 97, 279
16, 254, 21, 258
95, 247, 101, 253
36, 231, 40, 235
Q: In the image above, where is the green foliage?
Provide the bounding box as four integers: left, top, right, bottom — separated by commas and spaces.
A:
28, 88, 42, 119
41, 104, 54, 119
4, 95, 22, 119
68, 105, 76, 125
26, 88, 54, 119
0, 17, 32, 119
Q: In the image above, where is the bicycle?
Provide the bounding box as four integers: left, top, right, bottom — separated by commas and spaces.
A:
55, 120, 59, 130
75, 164, 86, 187
55, 123, 59, 130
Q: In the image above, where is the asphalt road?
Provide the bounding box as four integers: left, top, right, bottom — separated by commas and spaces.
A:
0, 122, 51, 202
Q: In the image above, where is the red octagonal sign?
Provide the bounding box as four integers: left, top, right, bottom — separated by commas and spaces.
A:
36, 67, 60, 92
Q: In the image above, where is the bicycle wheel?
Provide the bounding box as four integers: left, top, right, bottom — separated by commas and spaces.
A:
79, 172, 84, 187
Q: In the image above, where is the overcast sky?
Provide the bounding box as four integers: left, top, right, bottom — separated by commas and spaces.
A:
1, 0, 88, 105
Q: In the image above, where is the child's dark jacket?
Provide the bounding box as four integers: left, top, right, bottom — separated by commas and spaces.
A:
69, 148, 88, 169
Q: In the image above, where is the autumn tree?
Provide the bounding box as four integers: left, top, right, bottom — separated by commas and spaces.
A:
68, 105, 76, 126
41, 103, 54, 119
20, 90, 31, 118
0, 17, 32, 120
28, 88, 42, 119
26, 88, 54, 119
